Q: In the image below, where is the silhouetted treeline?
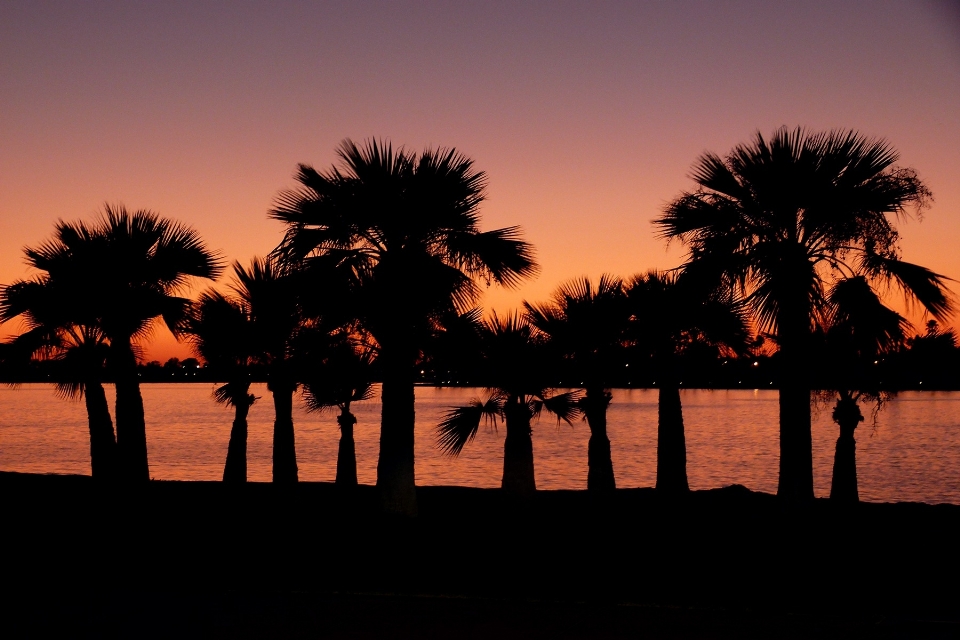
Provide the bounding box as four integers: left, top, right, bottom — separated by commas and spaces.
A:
3, 338, 958, 389
1, 129, 957, 511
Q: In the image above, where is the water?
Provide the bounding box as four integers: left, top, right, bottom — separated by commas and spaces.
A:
1, 384, 959, 504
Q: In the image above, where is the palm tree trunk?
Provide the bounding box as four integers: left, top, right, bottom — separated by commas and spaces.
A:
223, 394, 251, 483
376, 340, 418, 515
776, 307, 815, 501
336, 408, 358, 488
502, 398, 536, 496
83, 379, 117, 480
271, 381, 298, 483
582, 386, 615, 492
656, 380, 689, 494
830, 392, 862, 502
111, 337, 150, 482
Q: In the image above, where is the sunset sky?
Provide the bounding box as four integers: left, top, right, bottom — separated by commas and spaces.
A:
2, 1, 959, 361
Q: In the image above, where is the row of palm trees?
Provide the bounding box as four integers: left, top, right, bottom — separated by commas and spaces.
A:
1, 128, 952, 513
435, 271, 750, 498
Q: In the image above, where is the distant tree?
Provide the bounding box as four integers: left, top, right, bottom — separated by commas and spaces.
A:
816, 276, 911, 502
626, 270, 749, 495
0, 276, 115, 478
524, 275, 629, 492
271, 139, 538, 514
184, 291, 260, 483
904, 320, 959, 388
437, 313, 580, 496
301, 336, 377, 488
657, 127, 952, 500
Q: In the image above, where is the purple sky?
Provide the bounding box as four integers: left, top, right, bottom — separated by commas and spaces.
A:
2, 1, 958, 359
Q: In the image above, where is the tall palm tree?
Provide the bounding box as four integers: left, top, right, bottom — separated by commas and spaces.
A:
818, 276, 910, 502
626, 270, 749, 495
1, 276, 115, 478
437, 312, 580, 496
656, 127, 952, 500
271, 139, 538, 514
229, 258, 305, 484
524, 275, 629, 492
301, 336, 377, 488
183, 292, 259, 483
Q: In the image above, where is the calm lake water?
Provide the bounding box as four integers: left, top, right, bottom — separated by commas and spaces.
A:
1, 383, 959, 504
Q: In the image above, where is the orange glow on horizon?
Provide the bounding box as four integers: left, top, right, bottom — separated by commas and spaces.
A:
2, 3, 958, 362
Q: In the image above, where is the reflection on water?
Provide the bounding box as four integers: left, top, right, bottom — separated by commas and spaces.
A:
1, 384, 959, 504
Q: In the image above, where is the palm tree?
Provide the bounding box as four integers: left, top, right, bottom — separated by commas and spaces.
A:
183, 292, 259, 483
524, 275, 629, 492
437, 312, 580, 496
271, 139, 538, 514
301, 336, 377, 488
1, 276, 116, 478
817, 276, 910, 502
656, 127, 952, 500
7, 206, 221, 481
626, 270, 749, 495
228, 258, 305, 484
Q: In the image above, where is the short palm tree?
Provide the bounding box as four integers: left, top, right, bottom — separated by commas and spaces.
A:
5, 207, 221, 481
524, 275, 629, 492
656, 127, 952, 500
626, 270, 750, 495
1, 276, 116, 478
229, 257, 304, 484
818, 276, 910, 502
301, 336, 377, 488
271, 139, 538, 514
437, 312, 580, 496
183, 291, 259, 483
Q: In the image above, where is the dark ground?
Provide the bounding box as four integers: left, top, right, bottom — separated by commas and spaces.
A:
1, 472, 958, 638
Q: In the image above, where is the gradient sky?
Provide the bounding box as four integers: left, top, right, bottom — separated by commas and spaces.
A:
2, 1, 959, 361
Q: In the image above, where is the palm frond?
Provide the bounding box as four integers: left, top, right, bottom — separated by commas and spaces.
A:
213, 381, 255, 408
537, 390, 583, 424
862, 255, 954, 320
828, 276, 910, 354
447, 226, 539, 288
436, 397, 501, 456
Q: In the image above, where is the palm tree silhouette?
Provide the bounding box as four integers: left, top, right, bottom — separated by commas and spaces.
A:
437, 312, 580, 496
1, 276, 116, 478
301, 336, 376, 488
183, 291, 259, 483
817, 276, 910, 502
524, 275, 629, 492
271, 139, 538, 514
7, 207, 221, 481
229, 258, 304, 484
656, 127, 952, 500
626, 270, 749, 495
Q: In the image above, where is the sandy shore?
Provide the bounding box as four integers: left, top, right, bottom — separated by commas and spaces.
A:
1, 471, 958, 637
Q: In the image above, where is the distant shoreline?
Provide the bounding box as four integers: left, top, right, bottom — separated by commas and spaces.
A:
6, 379, 960, 391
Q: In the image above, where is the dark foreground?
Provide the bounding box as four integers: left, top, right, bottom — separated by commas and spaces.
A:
2, 472, 959, 638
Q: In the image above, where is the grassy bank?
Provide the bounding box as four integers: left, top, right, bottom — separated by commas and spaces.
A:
1, 471, 958, 637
